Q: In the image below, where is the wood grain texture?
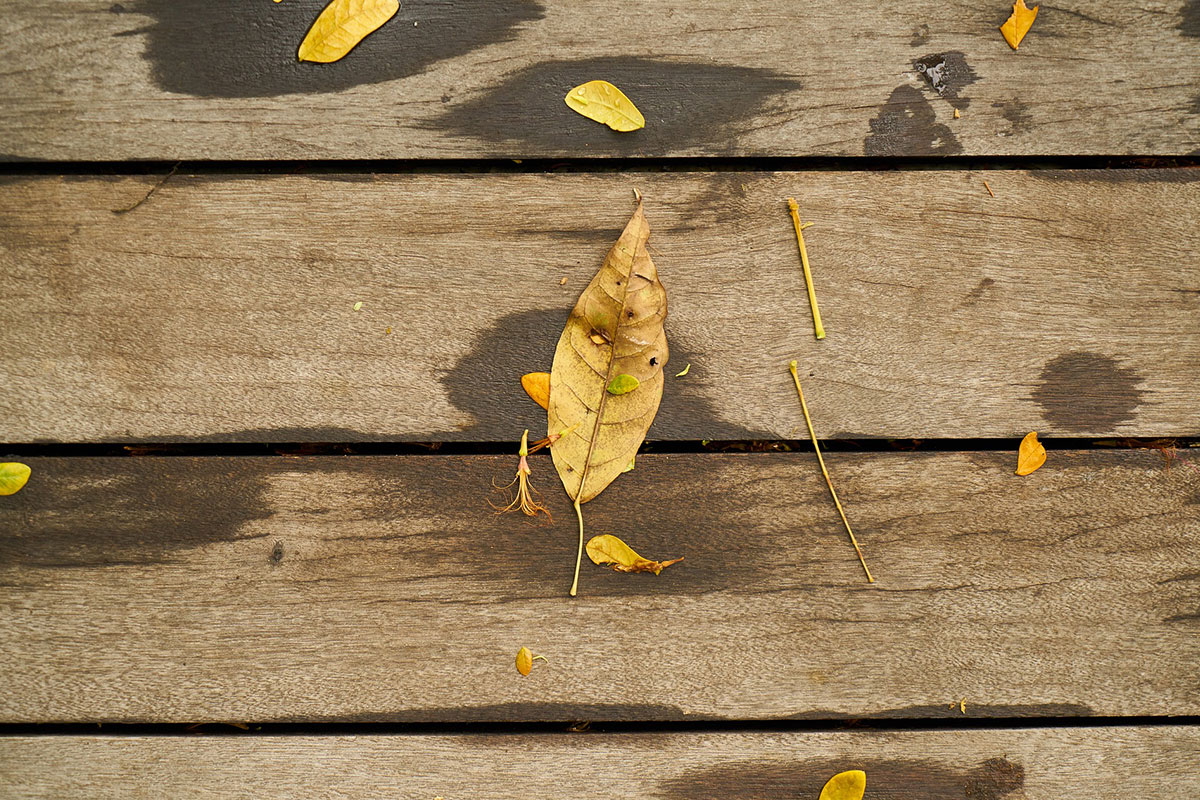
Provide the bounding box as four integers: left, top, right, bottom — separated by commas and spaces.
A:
0, 450, 1196, 723
2, 171, 1198, 443
1, 0, 1198, 159
3, 728, 1199, 799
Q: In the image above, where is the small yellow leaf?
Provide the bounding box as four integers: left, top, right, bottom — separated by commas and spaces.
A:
675, 363, 691, 378
819, 770, 866, 800
298, 0, 400, 64
353, 301, 363, 311
521, 372, 551, 411
1000, 0, 1039, 50
0, 463, 31, 496
606, 373, 640, 395
515, 646, 547, 676
1016, 431, 1046, 475
515, 646, 533, 676
586, 534, 682, 575
564, 80, 646, 132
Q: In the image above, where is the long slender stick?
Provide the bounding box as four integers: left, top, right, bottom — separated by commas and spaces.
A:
789, 361, 873, 583
786, 198, 825, 340
570, 498, 584, 597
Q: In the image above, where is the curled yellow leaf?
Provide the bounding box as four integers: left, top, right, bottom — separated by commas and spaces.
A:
564, 80, 645, 132
298, 0, 400, 64
0, 463, 31, 496
819, 770, 866, 800
1000, 0, 1039, 50
521, 372, 551, 411
586, 534, 682, 575
1016, 431, 1046, 476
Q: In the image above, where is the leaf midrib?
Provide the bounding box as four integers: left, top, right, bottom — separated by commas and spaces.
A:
576, 239, 639, 503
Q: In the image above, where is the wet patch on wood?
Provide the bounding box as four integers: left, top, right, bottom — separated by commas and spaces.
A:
1032, 351, 1146, 433
127, 0, 543, 98
440, 308, 765, 441
864, 86, 962, 156
432, 58, 800, 153
994, 98, 1032, 134
661, 756, 1024, 800
913, 51, 978, 111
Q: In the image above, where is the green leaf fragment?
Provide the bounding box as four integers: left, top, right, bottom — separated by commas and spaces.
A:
353, 302, 363, 311
675, 363, 691, 377
623, 454, 636, 473
606, 373, 640, 395
0, 463, 31, 496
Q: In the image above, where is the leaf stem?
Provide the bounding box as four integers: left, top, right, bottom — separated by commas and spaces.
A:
787, 198, 826, 340
789, 361, 873, 583
570, 497, 584, 597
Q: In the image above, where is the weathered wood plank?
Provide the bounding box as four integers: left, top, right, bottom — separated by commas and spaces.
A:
2, 0, 1198, 159
0, 450, 1195, 722
3, 728, 1198, 799
1, 171, 1198, 443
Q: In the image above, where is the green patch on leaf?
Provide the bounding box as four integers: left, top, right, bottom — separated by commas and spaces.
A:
606, 374, 640, 395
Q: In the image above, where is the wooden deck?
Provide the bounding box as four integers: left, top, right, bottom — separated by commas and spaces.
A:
1, 1, 1198, 797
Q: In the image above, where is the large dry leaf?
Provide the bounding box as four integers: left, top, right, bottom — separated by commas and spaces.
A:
548, 200, 668, 595
1016, 431, 1046, 475
548, 201, 667, 505
586, 534, 682, 575
564, 80, 646, 132
0, 463, 31, 496
819, 770, 866, 800
298, 0, 400, 64
1000, 0, 1038, 49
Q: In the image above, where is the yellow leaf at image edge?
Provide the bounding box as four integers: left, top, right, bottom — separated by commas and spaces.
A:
298, 0, 400, 63
0, 463, 31, 496
1016, 431, 1046, 475
521, 372, 551, 410
586, 534, 682, 575
1000, 0, 1039, 50
565, 80, 646, 132
819, 770, 866, 800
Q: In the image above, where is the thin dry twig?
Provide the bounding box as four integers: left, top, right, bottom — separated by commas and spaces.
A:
789, 360, 874, 583
983, 180, 995, 198
786, 198, 826, 340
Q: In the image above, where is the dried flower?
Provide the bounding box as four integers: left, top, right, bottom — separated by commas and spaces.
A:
492, 430, 552, 519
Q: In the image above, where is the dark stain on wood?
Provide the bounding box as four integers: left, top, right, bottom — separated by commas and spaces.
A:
864, 86, 962, 156
910, 23, 931, 46
661, 756, 1024, 800
431, 58, 801, 153
0, 458, 273, 569
962, 277, 996, 306
269, 540, 285, 565
1181, 0, 1200, 37
1163, 611, 1200, 623
126, 0, 543, 97
440, 308, 765, 441
1032, 351, 1146, 433
913, 51, 978, 110
994, 98, 1032, 133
